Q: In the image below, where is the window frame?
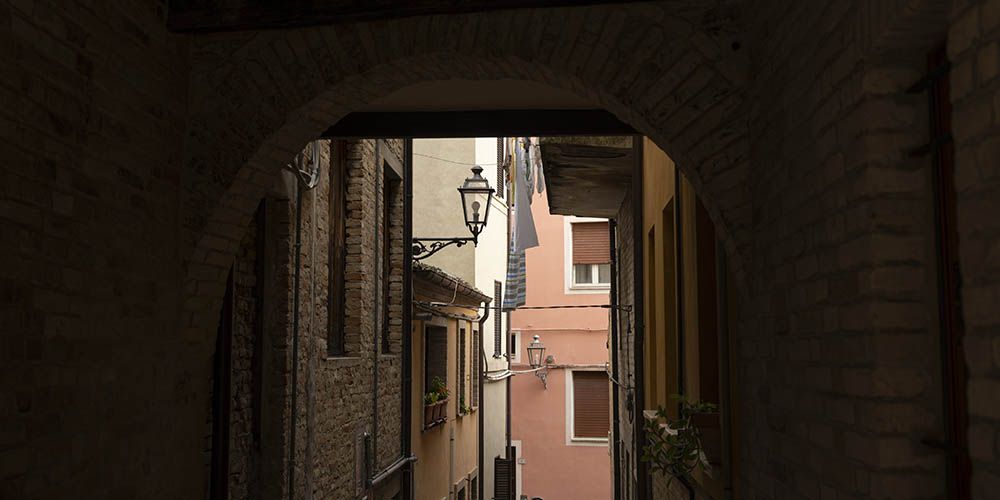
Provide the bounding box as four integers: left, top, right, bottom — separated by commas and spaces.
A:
565, 368, 611, 446
564, 216, 612, 294
380, 147, 401, 355
328, 140, 348, 356
493, 281, 503, 357
508, 330, 520, 363
423, 319, 449, 402
458, 325, 467, 415
471, 326, 480, 408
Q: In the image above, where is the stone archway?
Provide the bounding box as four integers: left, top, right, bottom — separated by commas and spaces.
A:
180, 3, 751, 339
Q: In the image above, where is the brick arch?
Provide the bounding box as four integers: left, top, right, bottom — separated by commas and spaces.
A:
181, 4, 750, 339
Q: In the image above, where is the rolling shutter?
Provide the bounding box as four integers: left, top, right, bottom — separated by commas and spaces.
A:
573, 371, 610, 439
572, 222, 610, 264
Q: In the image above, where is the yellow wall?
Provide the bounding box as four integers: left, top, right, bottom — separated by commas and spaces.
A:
641, 138, 679, 414
411, 307, 480, 500
641, 138, 737, 498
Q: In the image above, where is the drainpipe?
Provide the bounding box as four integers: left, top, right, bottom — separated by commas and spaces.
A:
286, 143, 321, 500
631, 136, 647, 500
478, 301, 491, 500
609, 219, 621, 500
402, 138, 414, 499
304, 142, 319, 500
371, 142, 382, 491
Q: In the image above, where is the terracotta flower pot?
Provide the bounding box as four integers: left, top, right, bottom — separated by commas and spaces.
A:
424, 403, 436, 427
435, 398, 448, 421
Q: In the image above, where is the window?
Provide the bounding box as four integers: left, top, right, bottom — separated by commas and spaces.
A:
470, 474, 478, 500
496, 137, 506, 201
509, 331, 520, 363
328, 140, 348, 355
472, 328, 480, 407
458, 327, 467, 413
569, 221, 611, 289
380, 150, 400, 354
569, 371, 610, 441
493, 281, 503, 356
424, 325, 448, 395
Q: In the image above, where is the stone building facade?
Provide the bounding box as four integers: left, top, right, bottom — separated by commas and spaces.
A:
205, 139, 406, 500
3, 1, 1000, 500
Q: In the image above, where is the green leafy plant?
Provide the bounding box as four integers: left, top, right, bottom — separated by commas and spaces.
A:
641, 396, 717, 486
423, 391, 439, 405
459, 396, 472, 414
424, 376, 449, 406
430, 376, 448, 399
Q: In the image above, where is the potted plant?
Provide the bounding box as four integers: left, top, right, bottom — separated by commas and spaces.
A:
459, 396, 472, 415
423, 376, 450, 427
431, 377, 449, 421
423, 391, 440, 425
641, 396, 718, 487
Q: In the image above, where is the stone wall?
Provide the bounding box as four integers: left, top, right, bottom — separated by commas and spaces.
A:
202, 138, 405, 500
230, 207, 263, 500
298, 139, 405, 499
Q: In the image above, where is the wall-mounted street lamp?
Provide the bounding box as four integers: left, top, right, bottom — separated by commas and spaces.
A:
413, 166, 495, 261
527, 335, 551, 389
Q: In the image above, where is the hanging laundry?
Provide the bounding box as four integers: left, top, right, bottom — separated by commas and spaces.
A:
502, 236, 526, 310
511, 138, 538, 253
530, 137, 545, 194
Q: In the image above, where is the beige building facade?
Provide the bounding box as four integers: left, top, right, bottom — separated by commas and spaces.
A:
411, 263, 489, 500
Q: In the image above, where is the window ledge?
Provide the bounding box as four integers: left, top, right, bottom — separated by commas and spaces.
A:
324, 355, 363, 364
568, 437, 609, 447
569, 284, 611, 291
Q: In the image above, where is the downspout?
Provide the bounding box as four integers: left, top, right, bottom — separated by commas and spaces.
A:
288, 167, 303, 500
371, 142, 382, 491
304, 141, 320, 500
608, 220, 621, 500
286, 144, 320, 500
631, 136, 647, 500
401, 138, 414, 499
478, 302, 491, 500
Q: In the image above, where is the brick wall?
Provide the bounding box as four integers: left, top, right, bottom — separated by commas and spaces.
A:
739, 2, 955, 499
614, 190, 638, 498
3, 1, 1000, 499
296, 139, 405, 499
229, 209, 263, 499
950, 0, 1000, 496
0, 1, 194, 498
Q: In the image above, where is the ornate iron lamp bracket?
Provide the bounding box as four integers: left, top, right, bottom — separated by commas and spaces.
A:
412, 237, 476, 261
535, 368, 548, 389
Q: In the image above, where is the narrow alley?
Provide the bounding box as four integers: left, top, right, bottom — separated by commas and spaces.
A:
2, 2, 999, 500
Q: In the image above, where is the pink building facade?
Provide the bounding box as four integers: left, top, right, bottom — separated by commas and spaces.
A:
510, 193, 612, 500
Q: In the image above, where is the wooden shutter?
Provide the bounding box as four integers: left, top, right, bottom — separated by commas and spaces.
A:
494, 456, 512, 500
459, 327, 467, 409
472, 328, 480, 406
572, 222, 610, 264
493, 282, 502, 356
425, 326, 448, 390
573, 371, 610, 439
